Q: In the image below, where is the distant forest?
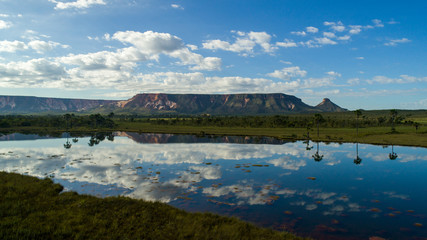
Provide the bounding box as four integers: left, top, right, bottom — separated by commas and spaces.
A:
0, 110, 423, 130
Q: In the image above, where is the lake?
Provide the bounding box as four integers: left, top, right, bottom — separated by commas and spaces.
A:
0, 132, 426, 239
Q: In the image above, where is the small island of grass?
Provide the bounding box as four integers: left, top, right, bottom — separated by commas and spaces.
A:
0, 172, 305, 240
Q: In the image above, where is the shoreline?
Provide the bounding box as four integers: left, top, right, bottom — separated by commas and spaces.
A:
2, 123, 426, 148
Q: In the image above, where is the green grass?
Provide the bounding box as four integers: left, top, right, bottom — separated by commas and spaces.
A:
0, 172, 305, 240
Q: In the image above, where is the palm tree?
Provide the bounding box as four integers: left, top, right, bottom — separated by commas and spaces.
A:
390, 109, 398, 132
63, 113, 72, 130
355, 109, 362, 137
314, 114, 324, 138
414, 122, 420, 134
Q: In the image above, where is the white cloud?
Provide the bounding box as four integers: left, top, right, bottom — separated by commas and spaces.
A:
324, 21, 345, 32
323, 32, 336, 38
49, 0, 106, 10
0, 58, 66, 88
0, 40, 67, 53
0, 14, 9, 18
0, 40, 27, 53
315, 37, 337, 45
326, 71, 341, 77
60, 30, 221, 71
186, 44, 198, 50
203, 31, 276, 54
28, 40, 69, 53
171, 4, 184, 10
337, 35, 350, 41
367, 75, 427, 84
355, 57, 364, 60
291, 31, 306, 36
306, 26, 318, 33
280, 60, 292, 65
0, 20, 12, 29
276, 39, 297, 48
349, 25, 362, 34
372, 19, 384, 27
384, 38, 411, 46
267, 66, 307, 80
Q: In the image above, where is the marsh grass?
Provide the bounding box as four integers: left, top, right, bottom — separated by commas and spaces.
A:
0, 172, 304, 240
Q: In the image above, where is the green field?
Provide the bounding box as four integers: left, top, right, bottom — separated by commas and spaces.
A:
0, 172, 304, 240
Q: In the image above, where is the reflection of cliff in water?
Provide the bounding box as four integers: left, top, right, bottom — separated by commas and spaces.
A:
116, 132, 289, 144
0, 133, 65, 141
0, 132, 289, 145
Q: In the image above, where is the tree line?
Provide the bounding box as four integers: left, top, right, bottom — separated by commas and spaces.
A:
0, 114, 115, 129
140, 110, 420, 130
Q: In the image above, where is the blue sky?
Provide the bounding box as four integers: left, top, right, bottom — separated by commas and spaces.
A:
0, 0, 426, 110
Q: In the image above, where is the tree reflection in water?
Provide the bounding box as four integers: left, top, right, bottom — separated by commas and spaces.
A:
88, 132, 115, 147
389, 145, 398, 160
312, 142, 323, 162
354, 143, 362, 165
63, 132, 72, 149
303, 139, 313, 151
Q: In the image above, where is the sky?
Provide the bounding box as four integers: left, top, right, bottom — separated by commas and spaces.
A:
0, 0, 426, 110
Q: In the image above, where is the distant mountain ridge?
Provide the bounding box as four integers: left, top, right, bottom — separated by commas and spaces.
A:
0, 93, 347, 115
0, 95, 114, 114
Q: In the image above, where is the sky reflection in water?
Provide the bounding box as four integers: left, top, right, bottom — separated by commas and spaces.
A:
0, 132, 426, 240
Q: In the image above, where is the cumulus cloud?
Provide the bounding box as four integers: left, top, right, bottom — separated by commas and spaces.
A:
49, 0, 106, 10
60, 31, 221, 71
291, 31, 306, 36
0, 40, 27, 52
323, 32, 336, 38
324, 21, 345, 32
349, 25, 362, 34
302, 37, 337, 48
203, 31, 277, 55
306, 26, 318, 33
0, 40, 67, 53
0, 19, 12, 29
267, 66, 307, 80
0, 58, 66, 88
28, 40, 70, 53
276, 39, 297, 48
384, 38, 411, 46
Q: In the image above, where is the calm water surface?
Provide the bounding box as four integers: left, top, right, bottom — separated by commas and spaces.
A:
0, 132, 426, 240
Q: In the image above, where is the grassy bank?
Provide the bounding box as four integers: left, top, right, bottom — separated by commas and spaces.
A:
0, 172, 304, 240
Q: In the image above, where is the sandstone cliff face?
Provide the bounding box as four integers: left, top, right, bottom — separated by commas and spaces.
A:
113, 93, 315, 114
0, 96, 116, 113
117, 94, 177, 110
0, 94, 347, 114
